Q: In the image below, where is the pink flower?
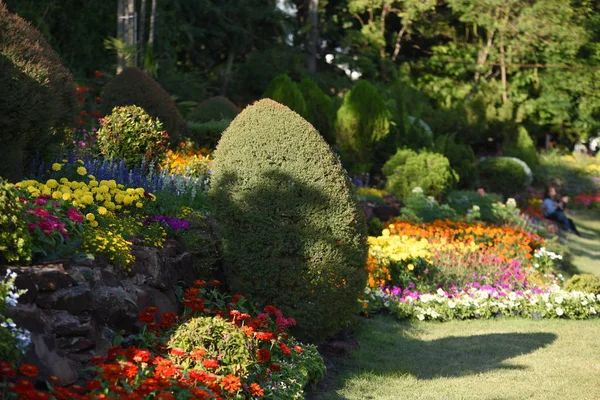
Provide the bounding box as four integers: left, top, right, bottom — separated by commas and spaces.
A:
67, 208, 84, 223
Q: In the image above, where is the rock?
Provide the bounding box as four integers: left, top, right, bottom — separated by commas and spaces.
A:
373, 204, 400, 221
90, 285, 138, 331
147, 287, 180, 317
56, 336, 95, 353
25, 333, 78, 385
37, 284, 91, 314
99, 269, 122, 287
47, 311, 93, 337
5, 303, 48, 333
131, 246, 177, 290
10, 264, 76, 292
95, 326, 116, 356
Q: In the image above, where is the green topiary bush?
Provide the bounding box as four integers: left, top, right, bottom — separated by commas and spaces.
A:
101, 67, 185, 140
563, 274, 600, 294
335, 80, 390, 172
503, 126, 539, 169
0, 177, 31, 265
187, 96, 239, 123
263, 74, 307, 117
97, 105, 169, 167
209, 99, 368, 343
434, 134, 478, 188
299, 77, 335, 144
382, 149, 458, 200
187, 120, 231, 149
0, 2, 77, 181
477, 157, 531, 197
446, 190, 502, 222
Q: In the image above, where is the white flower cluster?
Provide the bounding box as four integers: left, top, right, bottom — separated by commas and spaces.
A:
1, 269, 31, 354
534, 247, 563, 260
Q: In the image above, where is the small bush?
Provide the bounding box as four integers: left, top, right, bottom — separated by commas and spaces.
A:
447, 190, 502, 222
383, 149, 457, 200
478, 157, 531, 197
335, 80, 390, 172
187, 96, 239, 123
0, 178, 31, 264
186, 120, 231, 149
299, 77, 335, 143
209, 99, 368, 343
97, 105, 169, 167
564, 274, 600, 294
101, 67, 185, 139
0, 3, 77, 181
400, 191, 459, 223
263, 74, 307, 117
504, 126, 539, 169
434, 134, 478, 187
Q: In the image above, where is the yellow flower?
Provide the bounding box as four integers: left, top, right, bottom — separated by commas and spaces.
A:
82, 194, 94, 205
90, 220, 99, 228
407, 263, 415, 271
46, 179, 58, 188
77, 166, 87, 176
96, 194, 105, 202
77, 159, 84, 165
135, 202, 143, 208
62, 193, 71, 201
89, 180, 99, 187
59, 178, 68, 184
88, 175, 96, 180
52, 163, 62, 171
52, 191, 62, 199
86, 213, 96, 222
97, 206, 108, 215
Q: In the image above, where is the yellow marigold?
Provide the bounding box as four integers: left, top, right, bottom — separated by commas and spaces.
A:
52, 163, 62, 171
90, 220, 99, 228
135, 202, 143, 208
52, 191, 62, 199
77, 166, 87, 176
62, 193, 71, 201
97, 207, 108, 215
46, 179, 58, 188
86, 213, 96, 222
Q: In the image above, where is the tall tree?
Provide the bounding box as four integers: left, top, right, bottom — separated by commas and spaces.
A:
307, 0, 319, 74
139, 0, 147, 65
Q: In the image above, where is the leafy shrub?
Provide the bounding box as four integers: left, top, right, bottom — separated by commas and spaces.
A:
383, 149, 457, 200
434, 134, 477, 187
176, 208, 220, 280
187, 96, 239, 123
335, 80, 390, 172
446, 190, 502, 222
209, 99, 368, 342
0, 3, 77, 180
101, 67, 185, 139
186, 120, 231, 149
503, 126, 539, 169
0, 178, 31, 264
478, 157, 531, 197
97, 105, 169, 167
400, 191, 459, 223
263, 74, 307, 117
299, 77, 335, 143
564, 274, 600, 294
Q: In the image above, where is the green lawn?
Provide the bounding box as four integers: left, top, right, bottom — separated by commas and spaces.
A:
569, 210, 600, 275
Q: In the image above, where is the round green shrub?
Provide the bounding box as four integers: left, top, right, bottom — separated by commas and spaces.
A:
564, 274, 600, 295
209, 99, 368, 343
382, 149, 458, 200
0, 177, 31, 264
503, 126, 539, 169
335, 80, 390, 172
168, 316, 255, 375
446, 190, 502, 222
187, 96, 239, 123
263, 74, 307, 117
477, 157, 531, 197
186, 120, 231, 149
0, 2, 77, 181
299, 78, 335, 144
101, 67, 185, 140
97, 105, 168, 167
434, 134, 478, 187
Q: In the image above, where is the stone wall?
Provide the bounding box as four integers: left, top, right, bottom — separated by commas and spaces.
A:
1, 239, 195, 385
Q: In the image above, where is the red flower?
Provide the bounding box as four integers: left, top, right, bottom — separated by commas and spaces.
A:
190, 387, 211, 399
221, 374, 241, 393
96, 96, 102, 103
133, 349, 151, 363
249, 382, 264, 396
256, 348, 271, 363
94, 70, 104, 79
160, 312, 177, 329
209, 280, 221, 286
156, 392, 175, 400
190, 348, 206, 360
86, 379, 102, 391
100, 363, 122, 382
202, 359, 218, 369
19, 364, 39, 377
0, 361, 16, 378
269, 362, 281, 371
120, 361, 139, 379
264, 305, 279, 315
294, 345, 303, 354
193, 280, 206, 287
14, 379, 34, 393
170, 348, 186, 357
67, 208, 84, 223
255, 331, 275, 341
279, 343, 291, 355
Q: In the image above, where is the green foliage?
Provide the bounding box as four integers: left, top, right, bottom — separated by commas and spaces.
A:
335, 81, 390, 172
383, 149, 458, 200
504, 126, 539, 169
101, 67, 185, 140
299, 78, 336, 144
477, 157, 530, 197
168, 316, 256, 376
564, 274, 600, 295
400, 192, 459, 223
186, 120, 231, 149
97, 106, 168, 168
0, 2, 77, 181
209, 99, 368, 343
0, 178, 31, 264
187, 96, 239, 123
263, 74, 307, 117
434, 134, 478, 188
446, 190, 502, 222
176, 210, 219, 280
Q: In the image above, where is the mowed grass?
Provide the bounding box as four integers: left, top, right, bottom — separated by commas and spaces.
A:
313, 316, 600, 400
569, 210, 600, 275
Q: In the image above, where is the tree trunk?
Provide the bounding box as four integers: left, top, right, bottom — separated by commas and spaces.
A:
499, 32, 508, 104
474, 29, 494, 82
148, 0, 157, 51
116, 0, 126, 74
391, 25, 407, 61
126, 0, 136, 65
306, 0, 319, 74
139, 0, 147, 66
379, 3, 389, 60
221, 47, 235, 96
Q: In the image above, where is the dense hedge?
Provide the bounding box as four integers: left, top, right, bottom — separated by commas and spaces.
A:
503, 126, 539, 169
477, 157, 531, 197
263, 74, 307, 117
0, 2, 77, 181
434, 134, 478, 188
101, 67, 185, 140
187, 96, 239, 123
209, 99, 368, 343
299, 77, 335, 144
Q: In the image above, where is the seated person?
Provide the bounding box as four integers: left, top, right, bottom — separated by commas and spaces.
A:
541, 186, 581, 236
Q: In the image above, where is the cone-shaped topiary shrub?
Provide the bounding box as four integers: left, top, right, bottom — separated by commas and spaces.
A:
101, 67, 185, 140
0, 2, 77, 181
299, 77, 335, 144
434, 134, 477, 188
209, 99, 368, 343
187, 96, 239, 123
335, 80, 390, 173
503, 126, 539, 169
263, 74, 307, 118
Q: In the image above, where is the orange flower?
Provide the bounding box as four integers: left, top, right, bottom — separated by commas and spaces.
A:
249, 382, 264, 396
202, 359, 218, 369
221, 374, 241, 393
190, 348, 206, 360
18, 364, 38, 377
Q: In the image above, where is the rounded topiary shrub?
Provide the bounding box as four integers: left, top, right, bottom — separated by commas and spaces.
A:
101, 67, 184, 139
263, 74, 307, 118
335, 80, 390, 172
168, 316, 255, 376
477, 157, 531, 197
382, 149, 458, 200
209, 99, 368, 343
564, 274, 600, 295
434, 134, 478, 187
97, 105, 168, 167
187, 96, 239, 123
503, 126, 539, 169
299, 77, 335, 144
0, 177, 31, 265
0, 2, 77, 181
187, 120, 231, 149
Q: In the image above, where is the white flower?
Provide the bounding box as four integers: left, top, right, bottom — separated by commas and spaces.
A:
436, 288, 445, 296
590, 307, 597, 315
506, 198, 517, 208
508, 292, 518, 301
555, 307, 564, 316
448, 301, 456, 309
472, 205, 480, 212
412, 187, 424, 193
417, 314, 425, 321
555, 296, 564, 304
582, 300, 589, 306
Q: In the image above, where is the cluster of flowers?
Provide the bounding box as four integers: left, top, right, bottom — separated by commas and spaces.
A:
144, 215, 190, 232
0, 270, 30, 364
573, 193, 600, 207
367, 284, 600, 322
162, 143, 213, 179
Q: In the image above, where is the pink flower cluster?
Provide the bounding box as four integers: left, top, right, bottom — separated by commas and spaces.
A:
574, 193, 600, 207
19, 195, 84, 240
